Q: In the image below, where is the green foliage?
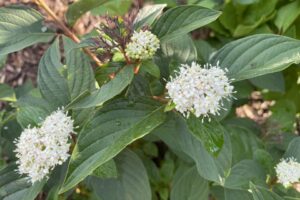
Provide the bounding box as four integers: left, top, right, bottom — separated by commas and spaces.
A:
0, 84, 16, 102
0, 7, 54, 56
134, 4, 167, 29
250, 183, 284, 200
66, 0, 109, 26
38, 39, 70, 108
90, 0, 132, 17
0, 164, 45, 200
68, 66, 134, 109
211, 34, 300, 81
87, 150, 151, 200
1, 0, 300, 199
170, 165, 209, 200
60, 99, 166, 193
186, 115, 225, 156
152, 5, 221, 41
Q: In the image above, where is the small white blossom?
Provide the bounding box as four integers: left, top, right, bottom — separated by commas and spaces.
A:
275, 157, 300, 187
166, 62, 234, 118
14, 109, 75, 183
125, 30, 160, 60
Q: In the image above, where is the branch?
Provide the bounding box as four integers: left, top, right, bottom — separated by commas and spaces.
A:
34, 0, 103, 67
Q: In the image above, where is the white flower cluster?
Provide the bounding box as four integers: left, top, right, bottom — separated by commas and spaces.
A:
14, 109, 74, 183
275, 157, 300, 187
166, 62, 234, 118
125, 30, 160, 60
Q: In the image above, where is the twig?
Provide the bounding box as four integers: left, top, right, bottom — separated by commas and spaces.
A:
34, 0, 103, 67
152, 96, 168, 103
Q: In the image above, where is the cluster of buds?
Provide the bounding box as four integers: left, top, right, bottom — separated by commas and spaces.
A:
125, 30, 160, 60
14, 109, 75, 183
94, 14, 160, 63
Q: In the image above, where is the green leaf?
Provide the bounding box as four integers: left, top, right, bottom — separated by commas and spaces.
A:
15, 80, 34, 99
161, 34, 197, 63
90, 0, 132, 17
154, 113, 232, 184
66, 0, 109, 26
269, 99, 296, 132
88, 150, 151, 200
60, 99, 166, 193
69, 66, 134, 109
186, 115, 225, 156
0, 84, 16, 102
0, 164, 45, 200
233, 81, 254, 99
1, 118, 22, 143
17, 92, 52, 127
164, 101, 176, 112
274, 1, 300, 33
210, 34, 300, 81
250, 72, 285, 93
284, 137, 300, 161
170, 165, 209, 200
37, 39, 70, 108
63, 37, 95, 100
224, 160, 266, 190
152, 5, 221, 42
233, 0, 277, 37
92, 159, 118, 179
250, 183, 284, 200
225, 189, 253, 200
194, 40, 215, 63
189, 0, 220, 8
0, 6, 54, 55
140, 60, 161, 78
134, 4, 167, 29
126, 75, 151, 99
95, 63, 122, 86
253, 149, 274, 174
233, 0, 259, 5
226, 123, 262, 165
219, 0, 277, 37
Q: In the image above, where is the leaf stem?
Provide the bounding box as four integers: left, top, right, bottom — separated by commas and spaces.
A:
34, 0, 103, 67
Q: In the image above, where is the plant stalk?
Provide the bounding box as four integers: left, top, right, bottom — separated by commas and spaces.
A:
34, 0, 103, 67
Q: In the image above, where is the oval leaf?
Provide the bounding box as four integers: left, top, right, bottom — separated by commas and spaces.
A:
250, 72, 285, 93
154, 113, 232, 184
224, 160, 266, 190
170, 165, 209, 200
88, 150, 151, 200
37, 39, 70, 108
68, 66, 134, 109
0, 84, 16, 102
161, 34, 197, 63
0, 164, 45, 200
284, 137, 300, 161
152, 5, 221, 42
63, 37, 95, 100
134, 4, 167, 29
210, 34, 300, 81
66, 0, 109, 26
0, 6, 54, 55
186, 115, 225, 156
59, 98, 166, 193
250, 183, 284, 200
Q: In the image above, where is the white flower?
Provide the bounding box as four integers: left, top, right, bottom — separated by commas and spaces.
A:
14, 109, 74, 183
275, 157, 300, 187
166, 62, 234, 118
125, 30, 160, 60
